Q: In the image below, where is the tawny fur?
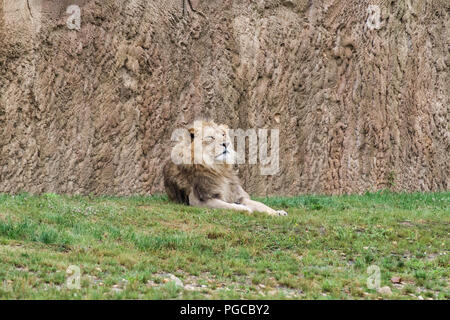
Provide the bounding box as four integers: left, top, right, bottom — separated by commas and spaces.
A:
163, 120, 287, 216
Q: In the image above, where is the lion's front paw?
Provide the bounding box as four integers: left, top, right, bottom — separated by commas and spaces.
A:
235, 204, 253, 213
275, 210, 288, 216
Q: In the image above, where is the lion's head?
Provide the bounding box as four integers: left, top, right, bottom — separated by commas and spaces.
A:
171, 120, 236, 167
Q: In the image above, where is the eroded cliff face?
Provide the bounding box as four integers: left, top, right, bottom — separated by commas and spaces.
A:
0, 0, 448, 196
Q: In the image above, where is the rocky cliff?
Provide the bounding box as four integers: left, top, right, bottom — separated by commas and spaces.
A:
0, 0, 448, 196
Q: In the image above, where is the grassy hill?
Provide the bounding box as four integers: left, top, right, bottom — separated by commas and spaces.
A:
0, 191, 448, 299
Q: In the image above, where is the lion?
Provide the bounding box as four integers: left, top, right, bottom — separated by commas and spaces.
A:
163, 120, 288, 216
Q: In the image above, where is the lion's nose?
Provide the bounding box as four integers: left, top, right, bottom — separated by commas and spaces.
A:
222, 142, 230, 148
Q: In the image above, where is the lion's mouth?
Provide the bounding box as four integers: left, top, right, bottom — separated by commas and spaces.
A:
215, 149, 229, 159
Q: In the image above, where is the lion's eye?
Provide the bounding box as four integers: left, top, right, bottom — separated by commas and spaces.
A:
205, 136, 215, 141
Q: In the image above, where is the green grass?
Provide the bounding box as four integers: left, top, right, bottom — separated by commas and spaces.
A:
0, 191, 448, 300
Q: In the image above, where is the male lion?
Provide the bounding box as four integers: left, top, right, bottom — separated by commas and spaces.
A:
163, 120, 288, 216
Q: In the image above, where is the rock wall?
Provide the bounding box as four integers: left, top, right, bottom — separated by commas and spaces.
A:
0, 0, 448, 196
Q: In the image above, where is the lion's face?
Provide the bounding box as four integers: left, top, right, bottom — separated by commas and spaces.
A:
189, 120, 236, 166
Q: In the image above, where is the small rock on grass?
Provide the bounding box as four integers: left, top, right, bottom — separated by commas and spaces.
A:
158, 273, 183, 288
184, 284, 197, 291
377, 286, 393, 296
390, 277, 402, 284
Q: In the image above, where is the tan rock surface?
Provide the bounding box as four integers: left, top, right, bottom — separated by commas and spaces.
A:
0, 0, 448, 196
